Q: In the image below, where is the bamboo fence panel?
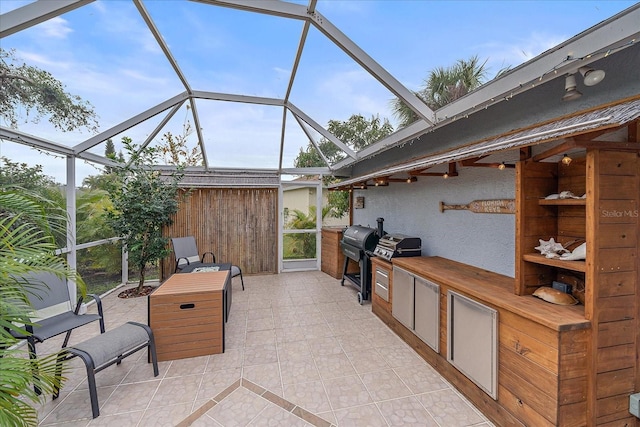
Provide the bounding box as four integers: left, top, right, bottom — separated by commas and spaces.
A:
161, 188, 278, 280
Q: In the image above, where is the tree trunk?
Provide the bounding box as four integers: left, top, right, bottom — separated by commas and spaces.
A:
137, 266, 146, 294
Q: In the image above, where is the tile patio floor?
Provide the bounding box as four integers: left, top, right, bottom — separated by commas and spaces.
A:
30, 271, 495, 426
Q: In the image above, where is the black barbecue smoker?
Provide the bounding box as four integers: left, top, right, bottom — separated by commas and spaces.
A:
340, 218, 384, 304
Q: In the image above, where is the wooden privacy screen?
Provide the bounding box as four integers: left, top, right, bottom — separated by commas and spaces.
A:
161, 188, 278, 280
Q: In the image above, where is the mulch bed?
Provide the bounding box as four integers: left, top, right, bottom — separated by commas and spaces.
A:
118, 286, 155, 298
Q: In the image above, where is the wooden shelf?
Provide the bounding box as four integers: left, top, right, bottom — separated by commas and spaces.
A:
522, 253, 586, 272
538, 198, 586, 206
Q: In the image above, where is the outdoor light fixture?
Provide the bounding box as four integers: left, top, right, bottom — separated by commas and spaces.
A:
498, 162, 506, 170
443, 172, 449, 179
562, 154, 572, 165
578, 66, 606, 86
562, 74, 582, 101
406, 176, 417, 183
374, 177, 389, 187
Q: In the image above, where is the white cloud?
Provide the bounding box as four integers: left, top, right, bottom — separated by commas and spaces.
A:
37, 16, 73, 39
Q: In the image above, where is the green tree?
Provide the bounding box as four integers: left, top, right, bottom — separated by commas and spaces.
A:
159, 120, 204, 166
0, 189, 85, 427
0, 48, 98, 132
392, 55, 491, 127
105, 137, 184, 294
0, 157, 66, 248
294, 114, 394, 218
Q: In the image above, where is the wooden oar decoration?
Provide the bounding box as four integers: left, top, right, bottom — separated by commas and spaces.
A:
439, 199, 516, 214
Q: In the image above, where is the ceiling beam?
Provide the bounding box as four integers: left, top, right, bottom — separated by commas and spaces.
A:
309, 10, 434, 125
189, 0, 308, 20
0, 126, 74, 156
133, 0, 192, 94
192, 90, 284, 106
74, 92, 190, 154
0, 0, 94, 38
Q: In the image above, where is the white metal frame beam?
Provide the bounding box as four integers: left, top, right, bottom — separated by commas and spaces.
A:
133, 0, 192, 94
0, 126, 74, 156
74, 92, 190, 154
0, 0, 94, 38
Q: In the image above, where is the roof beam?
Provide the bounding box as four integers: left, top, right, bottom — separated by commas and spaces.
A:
291, 113, 332, 169
191, 91, 284, 106
0, 126, 74, 156
189, 0, 309, 20
0, 0, 94, 38
74, 92, 190, 154
308, 10, 434, 125
133, 0, 192, 94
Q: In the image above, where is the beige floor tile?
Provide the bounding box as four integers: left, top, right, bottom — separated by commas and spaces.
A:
323, 375, 373, 410
206, 386, 270, 427
243, 343, 278, 366
197, 368, 243, 401
165, 355, 209, 377
393, 363, 449, 394
360, 369, 412, 401
376, 396, 439, 426
35, 272, 492, 426
206, 348, 243, 372
242, 362, 282, 392
416, 388, 486, 427
314, 353, 356, 380
147, 374, 202, 408
277, 340, 312, 362
282, 380, 332, 414
138, 402, 194, 426
280, 359, 321, 385
248, 404, 313, 426
333, 403, 387, 427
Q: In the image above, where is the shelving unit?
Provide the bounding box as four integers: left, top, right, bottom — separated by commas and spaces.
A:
516, 148, 639, 426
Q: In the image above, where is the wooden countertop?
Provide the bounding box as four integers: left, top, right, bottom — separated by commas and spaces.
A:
391, 256, 590, 332
152, 271, 229, 296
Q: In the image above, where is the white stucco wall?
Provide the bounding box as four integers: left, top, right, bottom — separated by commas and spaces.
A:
352, 167, 516, 277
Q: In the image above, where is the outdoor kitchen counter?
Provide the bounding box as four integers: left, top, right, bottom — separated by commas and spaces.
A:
391, 256, 589, 332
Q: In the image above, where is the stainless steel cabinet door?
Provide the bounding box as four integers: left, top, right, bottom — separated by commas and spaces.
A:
392, 267, 414, 330
414, 276, 439, 352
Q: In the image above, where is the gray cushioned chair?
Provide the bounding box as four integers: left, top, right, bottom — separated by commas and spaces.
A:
171, 236, 244, 290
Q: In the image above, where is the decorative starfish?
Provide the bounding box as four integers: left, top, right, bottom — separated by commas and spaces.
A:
534, 238, 569, 259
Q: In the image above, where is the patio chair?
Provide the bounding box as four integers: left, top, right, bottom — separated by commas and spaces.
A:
171, 236, 245, 290
10, 271, 105, 393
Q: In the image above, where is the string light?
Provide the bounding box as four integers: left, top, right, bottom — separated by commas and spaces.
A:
498, 162, 506, 170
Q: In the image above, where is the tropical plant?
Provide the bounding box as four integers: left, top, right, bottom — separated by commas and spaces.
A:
105, 137, 184, 294
0, 48, 98, 133
284, 206, 333, 259
392, 55, 495, 127
0, 188, 84, 427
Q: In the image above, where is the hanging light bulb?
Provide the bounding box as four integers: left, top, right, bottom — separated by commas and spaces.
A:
562, 154, 572, 165
443, 172, 449, 179
498, 162, 506, 170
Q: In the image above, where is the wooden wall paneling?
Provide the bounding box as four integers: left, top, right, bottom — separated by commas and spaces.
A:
586, 149, 640, 426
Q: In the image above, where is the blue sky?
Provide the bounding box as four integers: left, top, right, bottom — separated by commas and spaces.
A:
0, 0, 637, 183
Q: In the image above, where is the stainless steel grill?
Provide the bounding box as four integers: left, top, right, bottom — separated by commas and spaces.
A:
373, 233, 422, 261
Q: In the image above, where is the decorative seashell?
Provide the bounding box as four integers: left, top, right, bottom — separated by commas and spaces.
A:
559, 190, 576, 199
533, 287, 579, 305
544, 194, 559, 200
534, 238, 569, 258
560, 242, 586, 261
